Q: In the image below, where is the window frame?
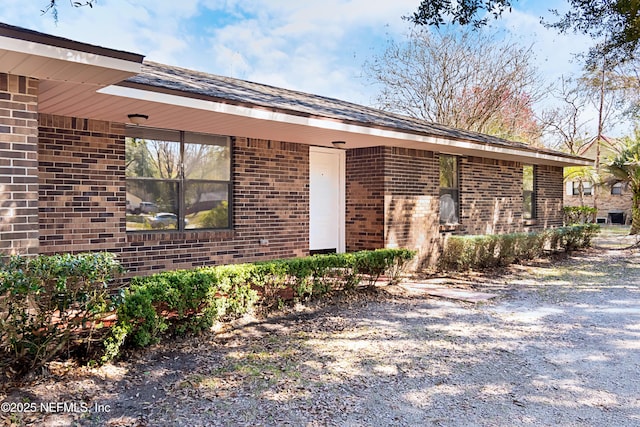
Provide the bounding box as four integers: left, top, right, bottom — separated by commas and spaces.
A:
611, 182, 623, 195
523, 164, 536, 220
572, 180, 593, 196
125, 126, 232, 232
439, 154, 460, 225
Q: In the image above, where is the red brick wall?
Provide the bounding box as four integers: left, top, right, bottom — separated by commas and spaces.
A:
38, 115, 127, 253
383, 147, 441, 267
0, 73, 39, 255
38, 114, 309, 276
346, 147, 385, 250
346, 147, 565, 267
459, 156, 523, 235
35, 114, 565, 273
535, 164, 564, 229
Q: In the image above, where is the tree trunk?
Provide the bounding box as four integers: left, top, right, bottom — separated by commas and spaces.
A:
631, 192, 640, 235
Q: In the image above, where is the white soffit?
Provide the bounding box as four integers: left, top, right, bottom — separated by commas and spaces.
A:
98, 84, 592, 167
0, 35, 141, 85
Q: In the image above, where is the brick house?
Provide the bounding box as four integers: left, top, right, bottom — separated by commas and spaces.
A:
564, 136, 632, 224
0, 23, 590, 274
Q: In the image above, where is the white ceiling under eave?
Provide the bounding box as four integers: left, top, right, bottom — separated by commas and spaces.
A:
37, 80, 591, 168
0, 35, 141, 86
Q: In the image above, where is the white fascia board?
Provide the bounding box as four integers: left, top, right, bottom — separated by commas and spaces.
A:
99, 84, 591, 166
0, 36, 141, 74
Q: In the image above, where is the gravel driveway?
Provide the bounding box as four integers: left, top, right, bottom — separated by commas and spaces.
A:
2, 231, 639, 426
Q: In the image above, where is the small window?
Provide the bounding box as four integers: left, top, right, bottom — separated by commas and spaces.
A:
125, 126, 231, 231
439, 154, 459, 224
611, 182, 623, 195
572, 181, 592, 196
523, 165, 535, 219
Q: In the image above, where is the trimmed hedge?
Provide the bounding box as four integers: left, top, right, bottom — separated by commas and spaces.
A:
0, 252, 123, 371
1, 249, 415, 369
102, 248, 415, 362
439, 224, 600, 271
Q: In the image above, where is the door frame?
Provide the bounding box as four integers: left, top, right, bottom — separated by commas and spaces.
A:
309, 146, 346, 253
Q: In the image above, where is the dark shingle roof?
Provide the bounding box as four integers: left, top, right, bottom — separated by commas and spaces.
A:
125, 61, 578, 160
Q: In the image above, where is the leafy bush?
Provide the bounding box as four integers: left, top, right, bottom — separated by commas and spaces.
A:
102, 248, 416, 361
102, 266, 258, 362
440, 225, 600, 271
0, 252, 123, 371
563, 206, 597, 225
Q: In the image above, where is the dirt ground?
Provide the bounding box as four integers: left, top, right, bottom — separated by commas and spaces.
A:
1, 227, 639, 426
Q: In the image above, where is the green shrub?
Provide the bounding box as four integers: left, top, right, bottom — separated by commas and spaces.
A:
440, 225, 600, 271
102, 248, 416, 361
563, 206, 597, 225
0, 252, 123, 371
102, 266, 258, 362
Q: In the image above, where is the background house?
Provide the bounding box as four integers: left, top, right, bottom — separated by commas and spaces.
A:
0, 23, 591, 275
564, 136, 632, 224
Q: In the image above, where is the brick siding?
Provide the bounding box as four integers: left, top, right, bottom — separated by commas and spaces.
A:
564, 182, 632, 224
38, 114, 309, 276
0, 73, 39, 255
459, 156, 523, 235
383, 147, 441, 267
32, 112, 566, 273
347, 147, 565, 267
345, 147, 385, 250
38, 115, 127, 253
536, 164, 565, 229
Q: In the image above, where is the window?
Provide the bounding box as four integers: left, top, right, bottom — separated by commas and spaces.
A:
571, 181, 591, 196
523, 165, 535, 219
439, 154, 459, 224
611, 182, 623, 195
572, 181, 593, 196
125, 126, 231, 231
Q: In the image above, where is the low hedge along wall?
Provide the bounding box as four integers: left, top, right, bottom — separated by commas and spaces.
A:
0, 248, 415, 369
439, 224, 600, 271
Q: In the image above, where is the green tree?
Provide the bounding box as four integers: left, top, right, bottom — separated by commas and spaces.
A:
408, 1, 640, 62
605, 133, 640, 234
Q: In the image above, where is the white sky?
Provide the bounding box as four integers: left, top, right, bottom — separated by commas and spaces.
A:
0, 0, 617, 137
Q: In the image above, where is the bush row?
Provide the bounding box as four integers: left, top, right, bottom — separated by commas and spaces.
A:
1, 249, 416, 370
439, 224, 600, 271
103, 248, 415, 361
0, 252, 124, 370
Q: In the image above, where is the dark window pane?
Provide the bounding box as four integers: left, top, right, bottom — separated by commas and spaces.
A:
611, 183, 623, 195
126, 179, 178, 231
523, 165, 535, 219
185, 182, 230, 229
523, 191, 533, 219
184, 134, 230, 181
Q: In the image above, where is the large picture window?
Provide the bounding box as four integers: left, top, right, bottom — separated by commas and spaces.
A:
125, 126, 231, 231
439, 154, 459, 224
523, 165, 536, 220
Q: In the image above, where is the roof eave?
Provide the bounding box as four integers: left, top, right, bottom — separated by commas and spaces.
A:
99, 82, 590, 167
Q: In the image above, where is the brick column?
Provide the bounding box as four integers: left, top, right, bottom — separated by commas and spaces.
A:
0, 73, 39, 256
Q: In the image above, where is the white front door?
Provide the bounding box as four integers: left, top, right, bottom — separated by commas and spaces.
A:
309, 147, 345, 253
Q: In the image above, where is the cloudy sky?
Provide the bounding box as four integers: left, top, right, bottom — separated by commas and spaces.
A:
0, 0, 603, 132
